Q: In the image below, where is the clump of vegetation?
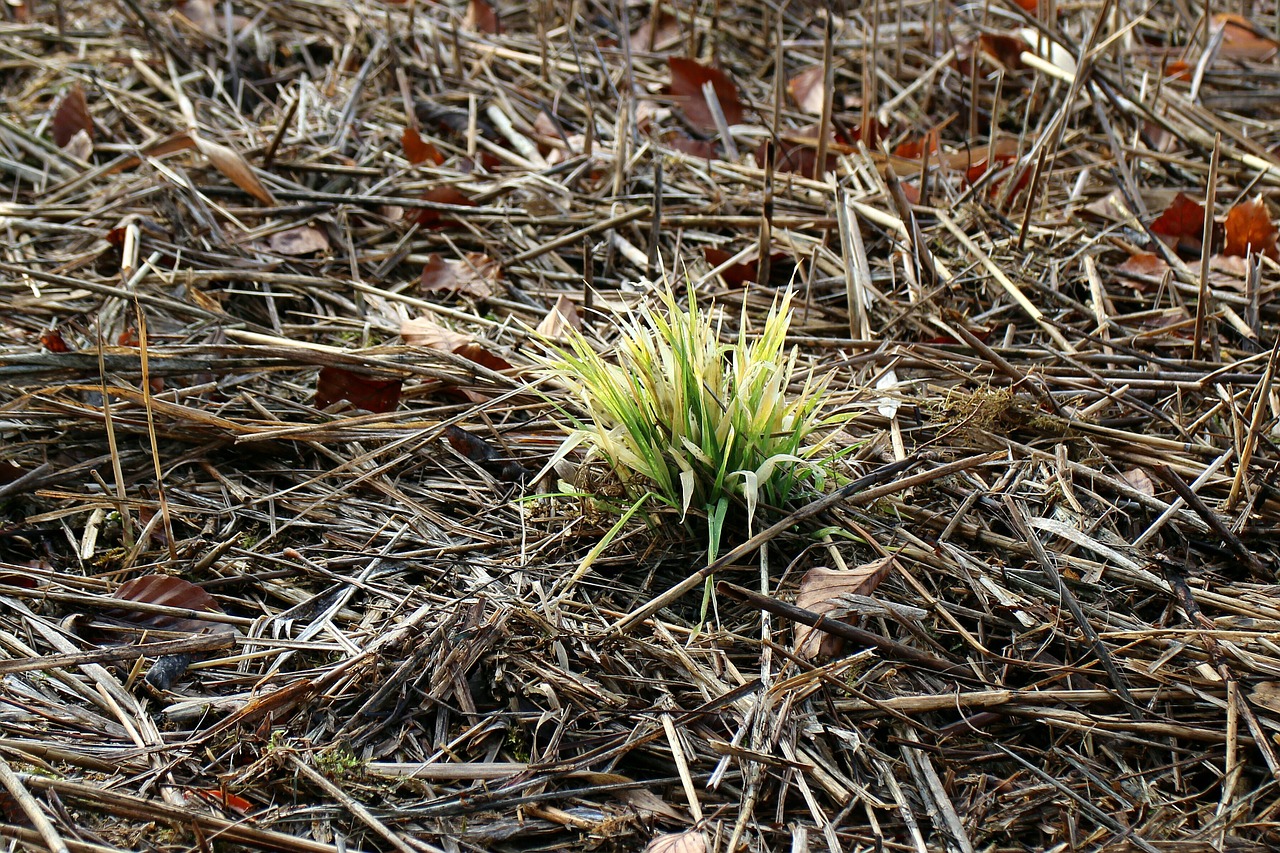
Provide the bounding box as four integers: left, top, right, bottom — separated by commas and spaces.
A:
543, 283, 835, 561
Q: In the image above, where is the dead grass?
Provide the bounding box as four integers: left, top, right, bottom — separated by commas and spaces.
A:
2, 0, 1280, 850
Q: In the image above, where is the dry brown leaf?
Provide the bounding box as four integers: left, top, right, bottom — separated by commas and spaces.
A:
645, 830, 707, 853
269, 225, 329, 256
464, 0, 500, 34
1212, 13, 1279, 61
794, 556, 896, 660
52, 84, 92, 149
535, 294, 581, 339
1223, 195, 1278, 260
668, 57, 744, 132
401, 316, 475, 351
420, 252, 501, 299
193, 133, 276, 206
630, 10, 682, 53
64, 129, 93, 162
1120, 467, 1157, 496
788, 65, 826, 115
1116, 252, 1170, 280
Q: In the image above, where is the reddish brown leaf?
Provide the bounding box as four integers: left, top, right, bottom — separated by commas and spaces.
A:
788, 65, 826, 115
464, 0, 500, 34
402, 128, 444, 166
453, 342, 512, 372
52, 84, 92, 149
190, 789, 255, 816
419, 252, 501, 299
415, 186, 475, 228
666, 133, 718, 159
893, 130, 939, 160
1164, 60, 1192, 81
314, 367, 402, 413
979, 33, 1031, 69
108, 575, 231, 635
1224, 195, 1279, 259
794, 557, 896, 659
40, 330, 71, 352
1150, 192, 1206, 253
1012, 0, 1037, 10
668, 57, 743, 133
1116, 252, 1170, 279
268, 225, 329, 256
1212, 13, 1279, 61
703, 247, 758, 287
118, 328, 139, 347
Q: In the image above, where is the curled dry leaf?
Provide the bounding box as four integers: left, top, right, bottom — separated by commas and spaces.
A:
1212, 13, 1279, 61
269, 225, 329, 256
52, 84, 92, 149
192, 134, 276, 206
1223, 195, 1278, 260
420, 252, 501, 299
668, 57, 744, 133
402, 316, 474, 351
535, 294, 582, 339
645, 830, 707, 853
788, 65, 826, 115
106, 575, 234, 635
402, 128, 444, 166
794, 556, 896, 660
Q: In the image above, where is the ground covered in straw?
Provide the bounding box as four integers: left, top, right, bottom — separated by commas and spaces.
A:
3, 0, 1280, 850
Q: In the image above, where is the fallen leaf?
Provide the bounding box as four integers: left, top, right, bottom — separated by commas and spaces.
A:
192, 134, 276, 206
269, 225, 329, 256
1116, 252, 1170, 279
1120, 467, 1157, 496
402, 316, 475, 351
668, 57, 743, 133
52, 84, 92, 149
794, 557, 896, 659
630, 10, 682, 53
893, 130, 939, 160
1150, 192, 1206, 254
464, 0, 500, 34
189, 789, 255, 816
703, 247, 758, 287
535, 295, 582, 339
1013, 0, 1036, 10
788, 65, 826, 115
402, 128, 445, 166
1212, 13, 1279, 61
314, 367, 402, 413
445, 425, 531, 482
64, 129, 93, 162
1223, 195, 1278, 259
40, 330, 71, 352
419, 252, 501, 299
645, 831, 707, 853
666, 132, 718, 159
107, 575, 233, 635
1164, 60, 1192, 81
979, 33, 1030, 69
415, 185, 474, 228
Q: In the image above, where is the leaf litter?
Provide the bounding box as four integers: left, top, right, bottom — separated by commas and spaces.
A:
3, 1, 1280, 851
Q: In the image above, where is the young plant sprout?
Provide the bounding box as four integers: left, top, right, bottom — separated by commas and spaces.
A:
543, 282, 835, 570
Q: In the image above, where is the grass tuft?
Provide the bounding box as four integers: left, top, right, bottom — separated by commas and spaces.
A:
542, 282, 836, 557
